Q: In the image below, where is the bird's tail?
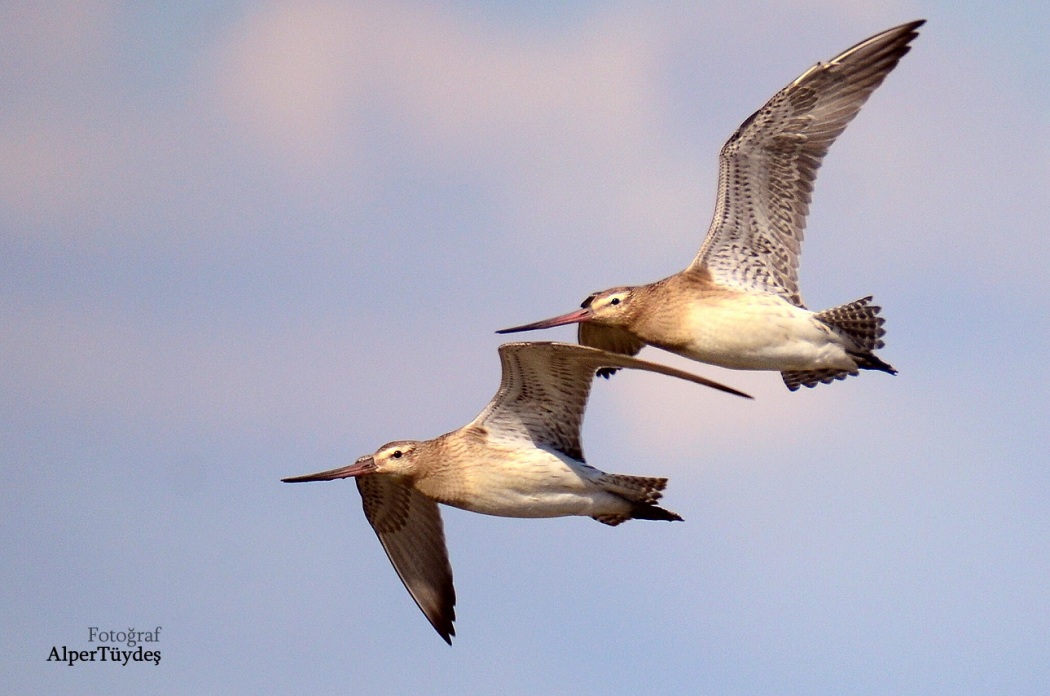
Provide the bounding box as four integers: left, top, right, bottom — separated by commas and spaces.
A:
591, 474, 683, 525
782, 296, 896, 390
817, 295, 888, 354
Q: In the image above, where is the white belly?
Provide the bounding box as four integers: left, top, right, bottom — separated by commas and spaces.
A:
429, 448, 630, 520
667, 296, 855, 371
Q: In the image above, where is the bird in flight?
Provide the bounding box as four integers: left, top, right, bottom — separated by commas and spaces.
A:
283, 342, 750, 643
499, 21, 923, 390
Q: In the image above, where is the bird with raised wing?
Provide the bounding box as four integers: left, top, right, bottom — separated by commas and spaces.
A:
283, 341, 750, 644
499, 21, 923, 390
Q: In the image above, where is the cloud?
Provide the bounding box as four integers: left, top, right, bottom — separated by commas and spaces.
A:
206, 0, 1049, 296
211, 2, 668, 160
208, 2, 705, 244
7, 0, 1039, 294
209, 2, 360, 168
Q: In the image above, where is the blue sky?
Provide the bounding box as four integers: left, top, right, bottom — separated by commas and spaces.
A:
3, 1, 1048, 693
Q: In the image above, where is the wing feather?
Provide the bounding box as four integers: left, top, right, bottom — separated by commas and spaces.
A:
357, 476, 456, 644
469, 342, 751, 460
691, 20, 924, 306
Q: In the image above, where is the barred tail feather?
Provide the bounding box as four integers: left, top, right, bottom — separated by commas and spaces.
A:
591, 473, 682, 525
595, 473, 668, 504
782, 367, 857, 391
784, 296, 896, 390
815, 295, 887, 353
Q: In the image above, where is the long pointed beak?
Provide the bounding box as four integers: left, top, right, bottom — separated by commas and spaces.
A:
281, 455, 376, 483
497, 307, 592, 334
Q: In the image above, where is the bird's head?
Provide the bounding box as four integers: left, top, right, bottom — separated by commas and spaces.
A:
496, 285, 637, 334
281, 440, 423, 484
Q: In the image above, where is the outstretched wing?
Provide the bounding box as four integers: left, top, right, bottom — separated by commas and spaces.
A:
690, 20, 923, 306
356, 476, 456, 644
468, 342, 751, 460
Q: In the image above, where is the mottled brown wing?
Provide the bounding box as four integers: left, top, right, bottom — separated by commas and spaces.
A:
690, 21, 923, 306
356, 476, 456, 644
469, 342, 751, 461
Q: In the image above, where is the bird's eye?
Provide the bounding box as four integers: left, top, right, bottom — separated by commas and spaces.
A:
392, 450, 403, 459
610, 297, 621, 306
